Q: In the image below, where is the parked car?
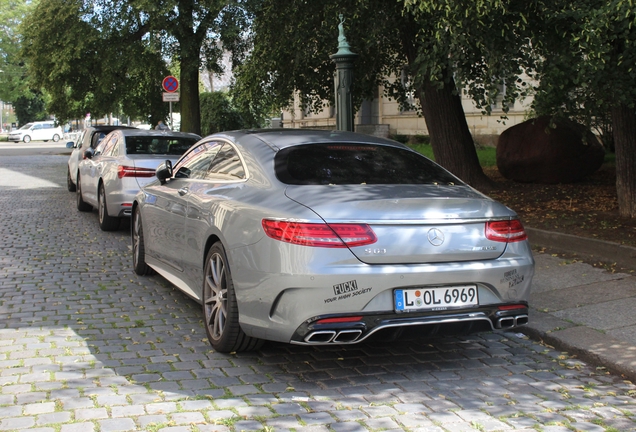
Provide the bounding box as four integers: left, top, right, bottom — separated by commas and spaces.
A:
131, 129, 535, 353
66, 125, 137, 192
76, 129, 200, 231
8, 121, 63, 143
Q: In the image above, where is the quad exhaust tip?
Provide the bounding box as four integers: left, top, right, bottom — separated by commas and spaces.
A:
304, 329, 363, 344
496, 314, 528, 329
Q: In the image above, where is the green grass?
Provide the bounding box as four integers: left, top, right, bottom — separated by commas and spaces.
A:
408, 143, 498, 167
408, 142, 614, 169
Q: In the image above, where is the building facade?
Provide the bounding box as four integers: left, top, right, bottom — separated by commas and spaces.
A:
281, 83, 534, 146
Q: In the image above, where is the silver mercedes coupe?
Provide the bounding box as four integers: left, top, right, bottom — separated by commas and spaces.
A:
132, 129, 534, 352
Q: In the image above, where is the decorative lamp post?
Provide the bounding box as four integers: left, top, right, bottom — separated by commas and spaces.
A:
330, 14, 358, 132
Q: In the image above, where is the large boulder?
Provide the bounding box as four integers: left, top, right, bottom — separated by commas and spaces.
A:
496, 116, 605, 183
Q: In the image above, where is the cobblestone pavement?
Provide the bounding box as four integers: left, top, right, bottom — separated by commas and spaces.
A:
1, 155, 636, 432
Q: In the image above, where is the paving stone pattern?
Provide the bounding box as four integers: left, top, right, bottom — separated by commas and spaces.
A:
1, 155, 635, 432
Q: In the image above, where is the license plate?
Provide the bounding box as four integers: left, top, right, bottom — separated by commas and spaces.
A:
394, 285, 478, 312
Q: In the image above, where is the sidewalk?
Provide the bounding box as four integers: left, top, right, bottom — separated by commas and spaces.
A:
521, 227, 636, 381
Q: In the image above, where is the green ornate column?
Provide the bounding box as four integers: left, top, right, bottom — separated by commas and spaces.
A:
330, 15, 358, 132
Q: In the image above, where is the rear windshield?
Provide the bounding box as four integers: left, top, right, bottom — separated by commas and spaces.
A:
125, 137, 198, 155
274, 143, 461, 185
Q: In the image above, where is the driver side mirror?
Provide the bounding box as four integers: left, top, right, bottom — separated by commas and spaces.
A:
156, 160, 173, 185
83, 148, 94, 159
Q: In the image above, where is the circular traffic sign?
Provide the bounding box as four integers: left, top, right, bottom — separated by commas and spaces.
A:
162, 76, 179, 93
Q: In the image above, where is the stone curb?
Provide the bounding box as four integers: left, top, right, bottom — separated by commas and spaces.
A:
526, 227, 636, 270
520, 311, 636, 383
523, 227, 636, 382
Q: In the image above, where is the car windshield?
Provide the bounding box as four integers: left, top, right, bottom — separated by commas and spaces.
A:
19, 123, 34, 130
274, 143, 462, 186
125, 136, 197, 155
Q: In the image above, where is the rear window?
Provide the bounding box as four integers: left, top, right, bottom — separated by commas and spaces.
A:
274, 143, 461, 185
125, 137, 198, 155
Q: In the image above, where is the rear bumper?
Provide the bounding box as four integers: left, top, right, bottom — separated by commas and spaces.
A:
290, 304, 529, 345
107, 186, 139, 218
229, 235, 535, 344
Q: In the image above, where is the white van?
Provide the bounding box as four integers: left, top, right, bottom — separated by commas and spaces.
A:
8, 121, 64, 143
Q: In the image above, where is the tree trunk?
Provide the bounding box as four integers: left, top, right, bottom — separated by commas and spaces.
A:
611, 105, 636, 218
179, 51, 201, 135
175, 0, 202, 136
417, 77, 493, 192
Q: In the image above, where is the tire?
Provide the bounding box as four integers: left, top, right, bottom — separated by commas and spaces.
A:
98, 184, 120, 231
76, 174, 92, 212
202, 242, 263, 353
67, 167, 76, 192
52, 134, 60, 142
132, 206, 155, 275
23, 135, 31, 143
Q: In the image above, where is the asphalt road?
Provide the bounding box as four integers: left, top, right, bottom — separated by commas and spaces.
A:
1, 151, 635, 432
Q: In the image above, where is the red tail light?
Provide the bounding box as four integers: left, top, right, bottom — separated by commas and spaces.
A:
485, 219, 528, 243
262, 219, 377, 248
117, 166, 156, 179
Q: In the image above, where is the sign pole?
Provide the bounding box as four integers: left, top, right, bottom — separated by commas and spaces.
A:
169, 102, 173, 130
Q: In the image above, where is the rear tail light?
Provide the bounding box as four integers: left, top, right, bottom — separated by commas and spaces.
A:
485, 219, 528, 242
117, 166, 156, 179
262, 219, 377, 248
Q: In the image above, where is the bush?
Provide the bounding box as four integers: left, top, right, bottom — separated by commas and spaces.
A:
390, 134, 409, 144
199, 92, 244, 136
410, 134, 430, 145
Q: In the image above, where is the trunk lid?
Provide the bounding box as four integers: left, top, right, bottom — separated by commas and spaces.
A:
285, 184, 517, 264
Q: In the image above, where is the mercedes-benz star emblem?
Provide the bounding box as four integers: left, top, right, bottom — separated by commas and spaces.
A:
427, 228, 445, 246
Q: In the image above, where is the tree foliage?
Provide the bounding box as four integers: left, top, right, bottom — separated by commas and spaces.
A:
404, 0, 538, 113
231, 0, 540, 190
13, 90, 47, 124
200, 91, 243, 136
200, 91, 266, 136
20, 0, 169, 124
0, 0, 34, 104
21, 0, 245, 133
530, 0, 636, 217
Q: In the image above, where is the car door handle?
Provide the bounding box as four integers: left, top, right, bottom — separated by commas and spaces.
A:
178, 187, 189, 196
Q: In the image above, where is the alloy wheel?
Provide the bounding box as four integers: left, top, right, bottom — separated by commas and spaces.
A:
204, 252, 228, 342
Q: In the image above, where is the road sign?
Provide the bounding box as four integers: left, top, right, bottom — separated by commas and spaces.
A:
163, 92, 180, 102
162, 76, 179, 93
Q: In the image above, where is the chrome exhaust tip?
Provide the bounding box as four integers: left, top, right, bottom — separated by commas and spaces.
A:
497, 316, 515, 329
332, 329, 362, 343
496, 314, 529, 329
304, 330, 336, 344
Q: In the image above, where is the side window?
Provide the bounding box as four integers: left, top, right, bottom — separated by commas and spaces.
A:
32, 124, 42, 130
206, 144, 245, 180
173, 141, 223, 180
95, 133, 116, 156
100, 135, 120, 156
76, 131, 87, 148
91, 132, 107, 149
43, 124, 52, 129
